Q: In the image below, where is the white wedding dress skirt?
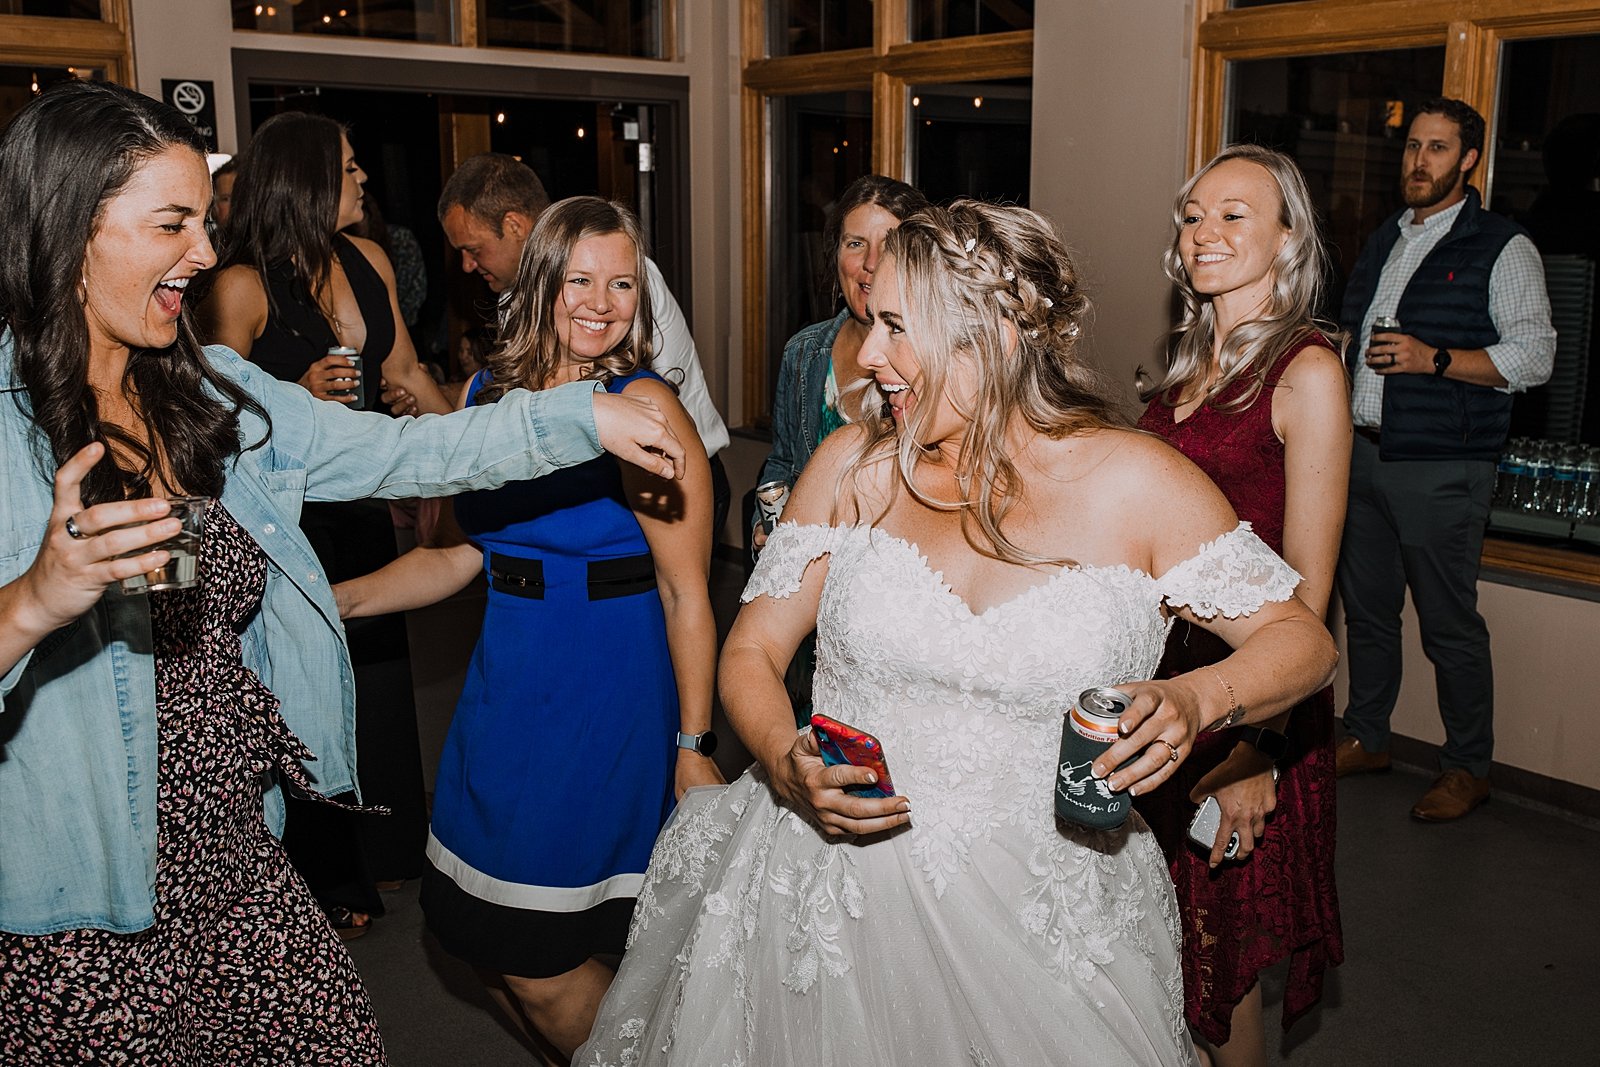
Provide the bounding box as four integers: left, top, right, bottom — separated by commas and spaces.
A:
578, 523, 1299, 1067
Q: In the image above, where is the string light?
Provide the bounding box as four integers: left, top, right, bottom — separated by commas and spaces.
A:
30, 72, 39, 94
496, 112, 506, 124
322, 14, 331, 23
912, 96, 921, 107
576, 127, 586, 139
973, 97, 983, 108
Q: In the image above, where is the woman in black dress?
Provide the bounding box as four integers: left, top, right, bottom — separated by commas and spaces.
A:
200, 113, 451, 936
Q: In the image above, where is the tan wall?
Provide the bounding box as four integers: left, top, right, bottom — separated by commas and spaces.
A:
130, 0, 240, 150
1029, 0, 1195, 408
1332, 585, 1600, 791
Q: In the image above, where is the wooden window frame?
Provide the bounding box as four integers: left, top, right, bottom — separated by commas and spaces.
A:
738, 0, 1032, 425
1191, 0, 1600, 592
0, 0, 134, 86
457, 1, 681, 60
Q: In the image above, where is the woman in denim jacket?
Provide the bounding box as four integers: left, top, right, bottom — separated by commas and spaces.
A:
754, 176, 927, 552
0, 83, 682, 1063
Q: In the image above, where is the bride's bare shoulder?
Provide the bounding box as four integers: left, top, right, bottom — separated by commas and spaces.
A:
1036, 426, 1229, 518
785, 425, 896, 526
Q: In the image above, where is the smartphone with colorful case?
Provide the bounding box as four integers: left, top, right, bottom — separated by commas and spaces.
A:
810, 712, 896, 798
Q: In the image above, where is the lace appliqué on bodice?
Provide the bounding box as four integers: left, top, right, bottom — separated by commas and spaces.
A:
746, 523, 1296, 979
747, 521, 1300, 887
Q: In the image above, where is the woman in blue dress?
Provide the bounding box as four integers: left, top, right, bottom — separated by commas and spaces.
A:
335, 197, 722, 1060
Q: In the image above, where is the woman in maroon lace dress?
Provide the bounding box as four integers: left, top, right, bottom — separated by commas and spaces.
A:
1136, 144, 1351, 1066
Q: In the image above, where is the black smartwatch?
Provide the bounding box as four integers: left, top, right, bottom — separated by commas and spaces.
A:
1432, 347, 1452, 376
1239, 726, 1289, 763
675, 730, 719, 757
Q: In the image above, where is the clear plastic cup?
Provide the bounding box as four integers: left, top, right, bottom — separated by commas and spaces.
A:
117, 496, 208, 595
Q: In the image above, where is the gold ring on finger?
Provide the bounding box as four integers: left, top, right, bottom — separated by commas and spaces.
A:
1151, 738, 1180, 764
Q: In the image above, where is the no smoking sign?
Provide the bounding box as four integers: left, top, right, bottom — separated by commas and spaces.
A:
161, 79, 218, 152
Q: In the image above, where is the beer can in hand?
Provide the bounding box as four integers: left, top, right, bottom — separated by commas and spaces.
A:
329, 346, 363, 409
755, 479, 790, 534
1055, 685, 1133, 830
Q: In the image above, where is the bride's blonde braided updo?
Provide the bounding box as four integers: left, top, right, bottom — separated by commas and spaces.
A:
843, 199, 1125, 566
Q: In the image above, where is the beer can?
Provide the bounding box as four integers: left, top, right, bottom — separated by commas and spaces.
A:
1055, 685, 1133, 830
329, 346, 363, 409
755, 479, 790, 533
1371, 314, 1401, 339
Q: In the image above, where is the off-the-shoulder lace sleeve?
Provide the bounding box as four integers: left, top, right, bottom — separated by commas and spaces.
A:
741, 523, 852, 602
1157, 522, 1302, 620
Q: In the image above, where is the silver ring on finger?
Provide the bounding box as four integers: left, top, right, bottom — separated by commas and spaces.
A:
1224, 831, 1241, 859
1150, 738, 1180, 764
64, 513, 88, 540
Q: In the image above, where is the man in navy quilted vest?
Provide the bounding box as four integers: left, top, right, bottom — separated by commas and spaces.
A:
1334, 97, 1556, 821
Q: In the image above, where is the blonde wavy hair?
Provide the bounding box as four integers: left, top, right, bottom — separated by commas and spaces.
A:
840, 200, 1125, 566
475, 196, 655, 404
1142, 144, 1340, 412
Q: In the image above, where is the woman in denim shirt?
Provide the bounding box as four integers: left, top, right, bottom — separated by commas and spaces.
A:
0, 83, 682, 1063
754, 176, 928, 553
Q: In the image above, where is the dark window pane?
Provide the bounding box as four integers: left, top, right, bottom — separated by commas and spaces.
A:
0, 1, 98, 16
1493, 34, 1600, 449
484, 0, 662, 57
909, 0, 1032, 41
232, 1, 451, 44
909, 78, 1031, 205
0, 64, 102, 130
766, 90, 871, 414
768, 0, 872, 57
1227, 48, 1445, 303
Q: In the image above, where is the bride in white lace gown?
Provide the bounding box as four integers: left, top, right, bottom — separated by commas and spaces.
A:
578, 203, 1337, 1067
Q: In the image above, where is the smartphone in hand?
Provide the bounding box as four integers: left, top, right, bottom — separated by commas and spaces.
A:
810, 712, 896, 798
1187, 795, 1241, 859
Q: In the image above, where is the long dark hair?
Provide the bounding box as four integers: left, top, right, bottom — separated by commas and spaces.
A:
218, 111, 346, 316
0, 81, 266, 505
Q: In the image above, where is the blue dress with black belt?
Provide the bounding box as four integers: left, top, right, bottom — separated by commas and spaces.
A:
420, 369, 678, 979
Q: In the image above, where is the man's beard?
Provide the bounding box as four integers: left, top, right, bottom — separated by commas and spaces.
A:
1402, 162, 1463, 209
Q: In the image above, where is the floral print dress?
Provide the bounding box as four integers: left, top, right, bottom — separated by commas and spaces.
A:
0, 505, 386, 1065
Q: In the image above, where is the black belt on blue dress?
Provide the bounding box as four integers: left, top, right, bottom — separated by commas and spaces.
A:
488, 551, 656, 601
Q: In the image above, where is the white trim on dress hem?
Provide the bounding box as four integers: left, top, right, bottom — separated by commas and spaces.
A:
426, 833, 644, 912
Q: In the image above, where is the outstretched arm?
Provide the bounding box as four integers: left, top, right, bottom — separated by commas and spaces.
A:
334, 505, 479, 620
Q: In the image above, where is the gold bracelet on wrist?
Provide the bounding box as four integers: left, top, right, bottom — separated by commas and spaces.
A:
1201, 665, 1245, 731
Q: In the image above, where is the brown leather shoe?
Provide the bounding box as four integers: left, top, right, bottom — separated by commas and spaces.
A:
1335, 735, 1391, 777
1410, 769, 1490, 822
